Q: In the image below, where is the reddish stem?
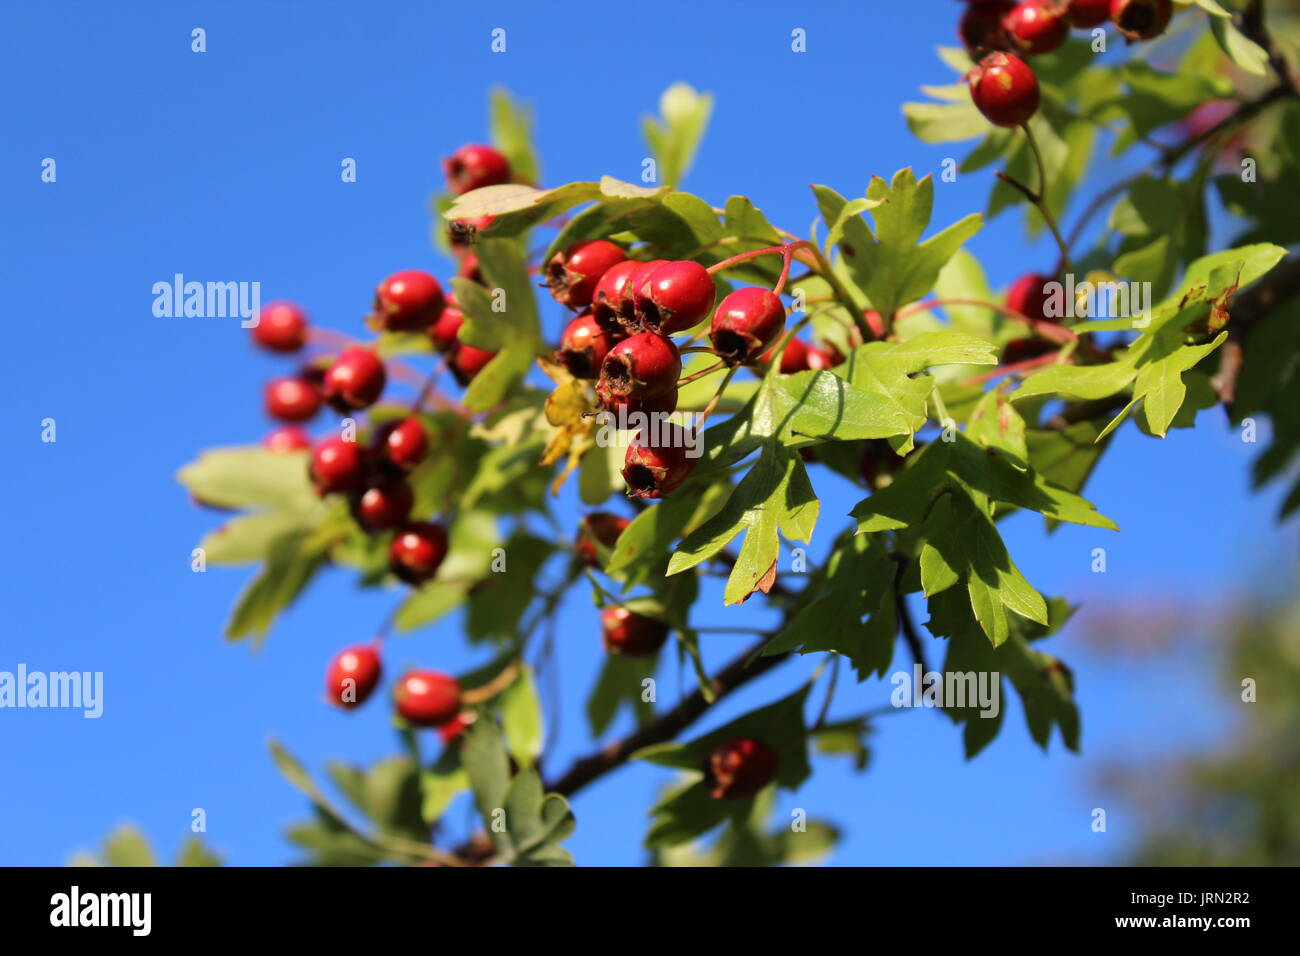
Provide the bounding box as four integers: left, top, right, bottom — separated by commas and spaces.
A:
960, 352, 1060, 387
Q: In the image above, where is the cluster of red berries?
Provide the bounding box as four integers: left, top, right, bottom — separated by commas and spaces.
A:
961, 0, 1173, 127
324, 643, 465, 734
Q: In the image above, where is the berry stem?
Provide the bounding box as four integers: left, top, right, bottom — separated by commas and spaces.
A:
677, 362, 727, 386
696, 365, 739, 431
460, 658, 522, 706
895, 297, 1077, 345
960, 351, 1061, 386
1014, 122, 1072, 275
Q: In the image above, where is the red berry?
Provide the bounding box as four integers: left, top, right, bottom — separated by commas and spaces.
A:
354, 480, 414, 531
449, 343, 497, 387
970, 52, 1041, 127
438, 711, 476, 744
576, 513, 631, 568
458, 251, 483, 284
323, 347, 387, 411
394, 669, 462, 727
310, 437, 368, 495
601, 389, 680, 417
380, 417, 429, 471
635, 261, 717, 335
703, 738, 779, 800
597, 332, 681, 404
622, 426, 697, 499
325, 644, 382, 709
600, 607, 669, 657
373, 270, 445, 333
590, 260, 641, 327
389, 522, 449, 585
764, 336, 812, 373
557, 311, 625, 380
1002, 336, 1058, 365
264, 377, 323, 422
252, 301, 309, 353
263, 425, 311, 453
1110, 0, 1171, 40
1066, 0, 1111, 27
1006, 273, 1060, 324
443, 143, 510, 195
960, 0, 1015, 56
429, 302, 463, 353
709, 287, 787, 366
546, 239, 628, 311
615, 260, 667, 329
1004, 1, 1069, 56
448, 215, 494, 247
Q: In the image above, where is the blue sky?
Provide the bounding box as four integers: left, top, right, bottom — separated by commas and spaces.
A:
1, 0, 1293, 866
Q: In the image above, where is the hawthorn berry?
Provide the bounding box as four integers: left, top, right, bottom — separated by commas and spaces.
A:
601, 389, 680, 417
1004, 1, 1069, 56
575, 512, 631, 568
959, 0, 1015, 56
389, 521, 449, 585
590, 260, 641, 327
635, 260, 717, 335
438, 711, 476, 744
597, 332, 681, 404
546, 239, 627, 311
393, 669, 462, 727
1005, 273, 1059, 323
1110, 0, 1172, 40
264, 376, 323, 422
443, 143, 510, 195
373, 270, 445, 333
556, 311, 624, 380
354, 480, 414, 531
969, 51, 1041, 127
1066, 0, 1111, 27
323, 347, 387, 411
252, 301, 309, 353
310, 437, 368, 495
622, 426, 697, 499
617, 259, 668, 329
709, 287, 787, 366
1002, 336, 1058, 365
263, 425, 311, 453
703, 738, 779, 800
377, 417, 429, 471
429, 302, 463, 353
765, 336, 812, 373
449, 342, 497, 386
600, 607, 670, 657
325, 644, 382, 709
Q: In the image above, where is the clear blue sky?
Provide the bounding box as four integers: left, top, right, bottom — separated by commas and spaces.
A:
1, 0, 1292, 866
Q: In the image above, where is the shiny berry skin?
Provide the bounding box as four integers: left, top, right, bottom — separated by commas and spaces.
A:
766, 336, 812, 373
354, 480, 414, 531
622, 426, 697, 499
449, 343, 497, 387
970, 52, 1041, 127
616, 260, 667, 329
576, 513, 631, 568
1110, 0, 1172, 40
960, 0, 1015, 56
590, 260, 641, 327
373, 270, 445, 333
546, 239, 628, 311
429, 302, 463, 353
600, 607, 670, 657
264, 377, 323, 422
323, 347, 387, 411
310, 437, 368, 495
393, 669, 462, 727
709, 287, 787, 366
252, 301, 309, 353
325, 644, 382, 709
703, 738, 779, 800
597, 332, 681, 404
380, 417, 429, 471
438, 711, 476, 744
263, 425, 311, 453
1004, 1, 1069, 56
443, 143, 511, 195
635, 260, 717, 335
557, 311, 625, 380
1066, 0, 1111, 27
389, 522, 449, 585
448, 215, 494, 248
1006, 273, 1059, 324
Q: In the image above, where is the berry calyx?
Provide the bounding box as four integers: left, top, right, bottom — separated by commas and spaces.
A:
1005, 273, 1060, 324
448, 215, 494, 247
1066, 0, 1111, 27
263, 425, 311, 453
429, 302, 463, 353
634, 260, 717, 335
325, 644, 382, 709
546, 239, 627, 311
449, 343, 497, 386
590, 260, 641, 327
1004, 1, 1069, 56
557, 311, 626, 380
969, 51, 1041, 127
601, 389, 680, 417
703, 738, 779, 800
617, 260, 667, 329
443, 143, 511, 195
323, 347, 387, 411
394, 669, 462, 727
264, 376, 323, 423
600, 607, 670, 656
389, 522, 449, 585
622, 426, 697, 499
310, 437, 368, 495
252, 301, 309, 353
597, 332, 681, 403
575, 512, 631, 568
378, 417, 429, 471
1109, 0, 1172, 40
709, 287, 787, 366
354, 480, 414, 531
373, 270, 446, 333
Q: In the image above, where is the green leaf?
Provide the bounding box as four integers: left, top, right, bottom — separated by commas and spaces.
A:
1209, 14, 1270, 77
177, 446, 315, 511
101, 825, 157, 867
586, 653, 656, 736
641, 82, 713, 188
225, 527, 333, 642
489, 86, 540, 186
396, 510, 500, 632
362, 757, 426, 841
466, 531, 554, 640
500, 666, 544, 768
460, 718, 513, 852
